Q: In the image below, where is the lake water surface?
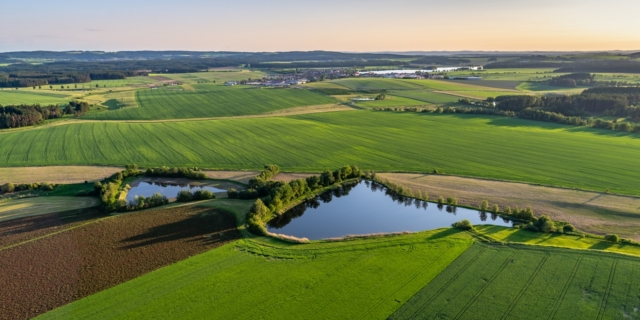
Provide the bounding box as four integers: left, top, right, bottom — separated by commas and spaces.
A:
126, 181, 226, 202
268, 180, 513, 240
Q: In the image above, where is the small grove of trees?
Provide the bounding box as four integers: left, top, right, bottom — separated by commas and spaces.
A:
604, 234, 620, 243
176, 189, 216, 202
0, 104, 62, 129
248, 165, 280, 188
66, 101, 90, 116
95, 164, 143, 212
241, 165, 364, 235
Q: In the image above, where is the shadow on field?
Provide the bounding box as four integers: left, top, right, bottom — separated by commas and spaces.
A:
425, 228, 462, 240
0, 208, 103, 240
589, 241, 615, 251
119, 210, 239, 250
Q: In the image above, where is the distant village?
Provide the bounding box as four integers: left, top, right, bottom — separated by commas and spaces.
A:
225, 66, 485, 87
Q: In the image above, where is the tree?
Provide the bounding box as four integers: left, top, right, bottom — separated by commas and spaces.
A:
479, 200, 489, 211
452, 219, 473, 231
604, 234, 620, 243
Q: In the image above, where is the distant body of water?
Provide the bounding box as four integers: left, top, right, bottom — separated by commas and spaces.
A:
267, 180, 513, 240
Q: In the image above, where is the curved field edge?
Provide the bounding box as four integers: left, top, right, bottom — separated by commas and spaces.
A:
36, 229, 474, 320
1, 111, 640, 195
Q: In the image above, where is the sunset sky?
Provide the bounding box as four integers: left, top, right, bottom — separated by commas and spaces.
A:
2, 0, 639, 52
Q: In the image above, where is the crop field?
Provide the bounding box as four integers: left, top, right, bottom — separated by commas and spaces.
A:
1, 112, 640, 195
390, 90, 462, 105
354, 95, 428, 108
0, 166, 122, 184
390, 243, 640, 320
157, 69, 270, 84
378, 173, 640, 240
0, 206, 239, 320
0, 89, 73, 105
333, 78, 424, 91
0, 197, 101, 222
38, 229, 474, 319
83, 86, 336, 120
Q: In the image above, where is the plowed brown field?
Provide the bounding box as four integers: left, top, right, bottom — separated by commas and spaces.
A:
0, 206, 239, 320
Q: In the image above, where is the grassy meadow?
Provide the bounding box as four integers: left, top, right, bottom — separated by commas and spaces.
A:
391, 242, 640, 319
0, 89, 74, 106
84, 86, 336, 120
38, 229, 474, 319
2, 111, 640, 194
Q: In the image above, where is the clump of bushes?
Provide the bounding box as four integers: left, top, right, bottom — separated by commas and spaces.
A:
604, 234, 620, 243
452, 219, 474, 231
145, 166, 207, 179
177, 189, 216, 202
0, 181, 56, 194
116, 193, 169, 212
523, 215, 556, 233
248, 165, 280, 188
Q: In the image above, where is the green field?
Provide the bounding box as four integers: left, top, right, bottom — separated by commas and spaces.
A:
391, 243, 640, 319
83, 86, 336, 120
354, 95, 428, 108
0, 89, 73, 106
38, 229, 473, 319
333, 78, 423, 91
391, 90, 462, 104
2, 111, 640, 194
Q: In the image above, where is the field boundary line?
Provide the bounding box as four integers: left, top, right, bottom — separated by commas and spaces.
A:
453, 252, 517, 320
597, 260, 618, 320
547, 255, 584, 320
357, 242, 455, 319
406, 245, 487, 319
500, 255, 549, 320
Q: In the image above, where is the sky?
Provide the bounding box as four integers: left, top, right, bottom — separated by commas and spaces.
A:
2, 0, 640, 52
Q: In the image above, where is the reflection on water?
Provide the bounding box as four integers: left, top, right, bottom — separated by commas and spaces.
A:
126, 181, 226, 202
267, 180, 513, 240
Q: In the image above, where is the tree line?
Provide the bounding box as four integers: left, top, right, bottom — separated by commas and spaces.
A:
0, 104, 62, 129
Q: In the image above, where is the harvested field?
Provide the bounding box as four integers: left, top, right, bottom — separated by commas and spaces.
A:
378, 173, 640, 240
0, 197, 101, 222
273, 172, 314, 182
0, 166, 122, 184
204, 170, 259, 184
0, 206, 239, 320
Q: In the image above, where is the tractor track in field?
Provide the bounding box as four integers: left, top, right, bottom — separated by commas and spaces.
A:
597, 260, 619, 320
405, 246, 487, 319
500, 255, 549, 319
452, 252, 517, 320
547, 255, 584, 320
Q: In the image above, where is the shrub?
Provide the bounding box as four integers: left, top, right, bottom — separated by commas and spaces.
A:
446, 197, 458, 206
535, 215, 556, 233
524, 222, 539, 232
604, 234, 620, 243
193, 189, 215, 200
40, 182, 54, 191
479, 200, 489, 211
563, 224, 577, 233
1, 182, 15, 193
491, 204, 499, 214
452, 219, 474, 231
437, 196, 445, 205
227, 188, 239, 199
177, 190, 193, 202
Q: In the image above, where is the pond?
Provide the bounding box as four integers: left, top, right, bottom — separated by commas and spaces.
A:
267, 180, 514, 240
125, 178, 228, 202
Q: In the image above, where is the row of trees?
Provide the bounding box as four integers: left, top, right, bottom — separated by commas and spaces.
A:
144, 166, 207, 179
0, 71, 133, 88
548, 73, 595, 87
176, 189, 216, 202
0, 104, 62, 129
1, 182, 54, 194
